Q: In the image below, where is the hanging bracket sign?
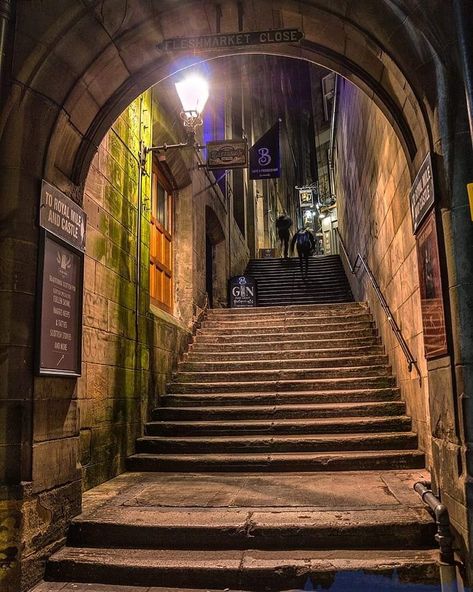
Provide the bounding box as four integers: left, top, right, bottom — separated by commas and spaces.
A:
207, 140, 248, 169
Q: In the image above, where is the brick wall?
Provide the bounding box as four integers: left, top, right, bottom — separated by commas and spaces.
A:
334, 79, 431, 461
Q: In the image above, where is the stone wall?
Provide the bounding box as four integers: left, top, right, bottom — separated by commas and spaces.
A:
334, 79, 432, 461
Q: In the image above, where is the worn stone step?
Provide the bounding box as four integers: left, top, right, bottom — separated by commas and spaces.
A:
185, 346, 385, 362
167, 375, 395, 394
208, 302, 365, 316
254, 278, 351, 289
206, 307, 369, 321
194, 330, 378, 345
198, 320, 374, 335
202, 315, 372, 329
174, 366, 391, 384
66, 506, 435, 551
179, 356, 389, 373
190, 336, 381, 352
33, 584, 237, 592
126, 449, 425, 472
255, 295, 353, 305
145, 415, 412, 436
136, 432, 418, 454
153, 394, 405, 421
46, 547, 439, 590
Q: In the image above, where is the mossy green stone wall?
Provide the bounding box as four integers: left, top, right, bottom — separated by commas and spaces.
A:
80, 93, 191, 490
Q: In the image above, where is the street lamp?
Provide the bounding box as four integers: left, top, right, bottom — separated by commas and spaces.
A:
141, 73, 209, 160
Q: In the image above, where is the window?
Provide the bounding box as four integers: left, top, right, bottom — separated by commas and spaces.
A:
322, 73, 336, 121
150, 162, 173, 313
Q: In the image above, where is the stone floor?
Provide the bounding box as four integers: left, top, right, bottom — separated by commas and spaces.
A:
32, 468, 438, 592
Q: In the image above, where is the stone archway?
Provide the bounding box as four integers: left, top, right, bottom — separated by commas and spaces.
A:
1, 2, 473, 589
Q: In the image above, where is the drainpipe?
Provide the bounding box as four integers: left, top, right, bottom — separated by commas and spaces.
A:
328, 75, 338, 202
414, 481, 458, 592
453, 0, 473, 152
0, 0, 13, 96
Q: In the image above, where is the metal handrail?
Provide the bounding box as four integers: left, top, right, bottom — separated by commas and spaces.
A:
336, 229, 420, 376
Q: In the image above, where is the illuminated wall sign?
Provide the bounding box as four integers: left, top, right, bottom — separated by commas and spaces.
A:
40, 180, 87, 252
410, 153, 434, 234
299, 188, 314, 208
158, 29, 303, 52
207, 140, 248, 169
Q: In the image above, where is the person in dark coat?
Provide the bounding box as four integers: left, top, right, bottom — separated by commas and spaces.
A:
275, 211, 292, 258
291, 227, 316, 277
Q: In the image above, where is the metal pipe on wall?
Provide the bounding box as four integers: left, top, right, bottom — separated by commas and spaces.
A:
0, 0, 13, 96
453, 0, 473, 151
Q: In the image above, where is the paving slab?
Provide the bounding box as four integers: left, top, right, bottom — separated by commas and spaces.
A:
79, 469, 430, 513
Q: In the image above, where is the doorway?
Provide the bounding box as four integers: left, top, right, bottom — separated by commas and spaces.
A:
206, 234, 214, 308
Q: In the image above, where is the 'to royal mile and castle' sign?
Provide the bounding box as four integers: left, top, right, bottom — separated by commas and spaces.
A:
158, 29, 304, 52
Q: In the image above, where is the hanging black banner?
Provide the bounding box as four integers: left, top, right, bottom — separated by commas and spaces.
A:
249, 121, 280, 180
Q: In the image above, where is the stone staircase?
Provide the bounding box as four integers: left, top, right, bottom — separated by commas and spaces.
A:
245, 255, 353, 306
40, 298, 439, 591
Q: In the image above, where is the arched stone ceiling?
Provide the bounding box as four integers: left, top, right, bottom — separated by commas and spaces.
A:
4, 0, 456, 191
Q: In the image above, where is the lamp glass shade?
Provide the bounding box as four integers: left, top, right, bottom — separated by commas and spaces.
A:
175, 74, 209, 115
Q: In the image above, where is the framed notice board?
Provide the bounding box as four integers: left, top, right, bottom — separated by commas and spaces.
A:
36, 232, 84, 376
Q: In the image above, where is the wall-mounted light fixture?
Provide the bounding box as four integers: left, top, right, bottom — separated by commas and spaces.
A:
139, 73, 209, 164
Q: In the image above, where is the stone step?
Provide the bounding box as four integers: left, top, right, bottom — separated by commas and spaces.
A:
66, 506, 435, 551
194, 329, 378, 344
253, 282, 351, 293
179, 356, 389, 373
208, 302, 365, 315
167, 375, 396, 394
185, 345, 386, 362
207, 306, 368, 319
136, 432, 418, 454
46, 547, 439, 590
126, 449, 425, 472
198, 320, 374, 335
190, 336, 381, 352
174, 366, 391, 384
145, 415, 412, 436
253, 278, 351, 289
255, 295, 353, 306
155, 400, 405, 421
202, 313, 372, 327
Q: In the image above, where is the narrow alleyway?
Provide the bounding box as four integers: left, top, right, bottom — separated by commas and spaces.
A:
34, 256, 439, 591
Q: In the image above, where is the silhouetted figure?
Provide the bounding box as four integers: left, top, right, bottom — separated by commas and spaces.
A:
275, 211, 292, 258
291, 227, 316, 277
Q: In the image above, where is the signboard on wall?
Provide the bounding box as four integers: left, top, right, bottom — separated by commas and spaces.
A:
416, 211, 447, 358
299, 188, 314, 208
207, 140, 248, 169
229, 276, 257, 307
158, 29, 304, 52
259, 248, 275, 259
410, 153, 434, 234
40, 180, 87, 252
38, 234, 83, 376
249, 121, 280, 180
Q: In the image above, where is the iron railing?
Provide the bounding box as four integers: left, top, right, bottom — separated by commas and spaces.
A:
336, 229, 419, 376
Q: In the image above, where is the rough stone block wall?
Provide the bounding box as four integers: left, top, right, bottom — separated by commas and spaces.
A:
80, 94, 191, 490
334, 79, 431, 461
